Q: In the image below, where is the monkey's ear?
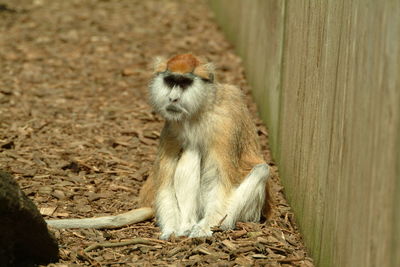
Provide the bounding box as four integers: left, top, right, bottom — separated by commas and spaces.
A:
152, 57, 168, 73
194, 63, 215, 82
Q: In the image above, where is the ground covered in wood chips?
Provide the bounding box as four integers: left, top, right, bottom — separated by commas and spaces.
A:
0, 0, 314, 266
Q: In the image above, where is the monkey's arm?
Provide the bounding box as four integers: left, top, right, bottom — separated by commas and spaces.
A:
139, 124, 181, 208
139, 124, 182, 239
151, 145, 181, 239
46, 207, 153, 229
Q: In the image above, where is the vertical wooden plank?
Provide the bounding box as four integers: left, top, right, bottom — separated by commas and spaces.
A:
247, 0, 284, 154
395, 85, 400, 265
337, 1, 399, 266
318, 1, 352, 265
394, 128, 400, 267
278, 1, 333, 262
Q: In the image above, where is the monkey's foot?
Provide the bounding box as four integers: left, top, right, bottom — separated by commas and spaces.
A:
177, 223, 195, 237
159, 230, 176, 240
188, 224, 213, 238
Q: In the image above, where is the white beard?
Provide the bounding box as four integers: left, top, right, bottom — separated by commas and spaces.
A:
149, 74, 213, 122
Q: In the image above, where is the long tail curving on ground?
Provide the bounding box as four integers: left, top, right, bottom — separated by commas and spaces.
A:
45, 207, 154, 229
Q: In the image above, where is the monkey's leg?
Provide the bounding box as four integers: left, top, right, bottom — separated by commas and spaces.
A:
189, 167, 229, 238
174, 149, 201, 236
156, 184, 180, 240
221, 163, 270, 230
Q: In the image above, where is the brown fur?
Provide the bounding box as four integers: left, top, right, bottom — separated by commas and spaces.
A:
139, 55, 271, 219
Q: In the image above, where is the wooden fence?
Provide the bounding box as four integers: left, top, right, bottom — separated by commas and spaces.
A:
209, 1, 400, 266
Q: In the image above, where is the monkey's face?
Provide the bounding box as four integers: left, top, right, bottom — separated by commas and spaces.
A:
149, 72, 212, 121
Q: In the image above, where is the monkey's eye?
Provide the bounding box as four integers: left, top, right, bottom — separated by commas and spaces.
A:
163, 75, 193, 90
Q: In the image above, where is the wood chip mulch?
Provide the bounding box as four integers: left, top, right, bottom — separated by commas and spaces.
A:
0, 0, 314, 266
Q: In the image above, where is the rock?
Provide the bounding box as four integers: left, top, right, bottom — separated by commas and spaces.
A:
0, 171, 59, 266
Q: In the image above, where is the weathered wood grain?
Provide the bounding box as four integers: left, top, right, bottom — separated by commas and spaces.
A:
210, 0, 400, 266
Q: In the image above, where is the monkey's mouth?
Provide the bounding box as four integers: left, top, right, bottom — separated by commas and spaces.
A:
166, 104, 182, 114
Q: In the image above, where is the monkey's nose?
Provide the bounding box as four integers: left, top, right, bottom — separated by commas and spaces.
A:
169, 97, 179, 103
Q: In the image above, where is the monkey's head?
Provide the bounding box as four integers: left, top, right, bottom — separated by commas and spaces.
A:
149, 54, 215, 122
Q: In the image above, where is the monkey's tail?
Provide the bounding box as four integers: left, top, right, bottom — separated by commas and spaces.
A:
45, 207, 154, 229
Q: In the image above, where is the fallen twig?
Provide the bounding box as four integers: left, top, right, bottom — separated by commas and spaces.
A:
84, 238, 156, 252
77, 249, 102, 266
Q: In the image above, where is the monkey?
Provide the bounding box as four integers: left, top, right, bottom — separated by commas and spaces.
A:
138, 54, 271, 239
45, 54, 271, 240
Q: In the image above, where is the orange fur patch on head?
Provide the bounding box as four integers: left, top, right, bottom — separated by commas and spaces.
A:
167, 54, 200, 74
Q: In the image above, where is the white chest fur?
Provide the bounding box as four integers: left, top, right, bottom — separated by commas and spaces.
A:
172, 115, 212, 150
173, 148, 201, 235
